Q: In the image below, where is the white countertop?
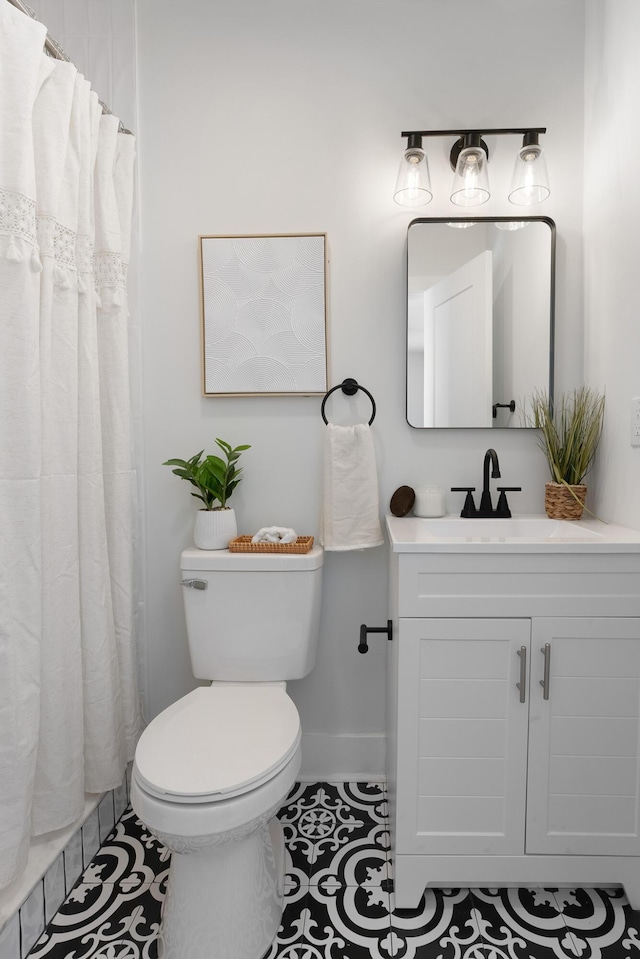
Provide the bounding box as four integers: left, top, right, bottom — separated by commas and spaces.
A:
385, 513, 640, 553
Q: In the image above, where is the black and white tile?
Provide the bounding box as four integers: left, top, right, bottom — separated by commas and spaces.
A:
27, 808, 168, 959
0, 773, 132, 959
20, 783, 640, 959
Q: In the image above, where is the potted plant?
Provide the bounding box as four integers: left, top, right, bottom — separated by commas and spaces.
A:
527, 387, 605, 520
164, 438, 251, 549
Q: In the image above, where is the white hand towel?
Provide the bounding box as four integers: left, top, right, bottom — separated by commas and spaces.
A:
252, 526, 297, 544
321, 423, 384, 551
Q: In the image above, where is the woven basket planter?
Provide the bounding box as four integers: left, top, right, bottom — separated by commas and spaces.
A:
544, 482, 587, 520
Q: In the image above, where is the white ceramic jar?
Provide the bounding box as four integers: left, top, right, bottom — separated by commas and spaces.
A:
413, 485, 445, 518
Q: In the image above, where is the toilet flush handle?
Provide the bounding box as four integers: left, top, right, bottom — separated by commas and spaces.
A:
180, 578, 208, 590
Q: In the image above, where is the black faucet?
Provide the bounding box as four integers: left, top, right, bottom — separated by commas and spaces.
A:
451, 448, 522, 518
480, 448, 501, 514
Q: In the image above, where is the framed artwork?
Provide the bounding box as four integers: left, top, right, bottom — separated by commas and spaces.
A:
199, 233, 328, 396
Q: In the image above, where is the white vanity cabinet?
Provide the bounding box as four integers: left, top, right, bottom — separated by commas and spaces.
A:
385, 524, 640, 909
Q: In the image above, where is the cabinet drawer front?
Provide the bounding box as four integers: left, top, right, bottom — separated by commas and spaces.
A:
396, 554, 640, 618
527, 618, 640, 856
396, 618, 530, 856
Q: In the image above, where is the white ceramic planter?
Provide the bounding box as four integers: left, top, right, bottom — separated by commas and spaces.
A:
193, 508, 237, 550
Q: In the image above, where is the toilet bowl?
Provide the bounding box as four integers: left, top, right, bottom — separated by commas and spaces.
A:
131, 684, 302, 959
131, 545, 323, 959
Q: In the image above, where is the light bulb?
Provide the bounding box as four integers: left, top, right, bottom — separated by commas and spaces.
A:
450, 145, 490, 207
509, 139, 550, 205
394, 143, 432, 207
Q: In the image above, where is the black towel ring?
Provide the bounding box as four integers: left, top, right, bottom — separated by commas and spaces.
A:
321, 378, 376, 426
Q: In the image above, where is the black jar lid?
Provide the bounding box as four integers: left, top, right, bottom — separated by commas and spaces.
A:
389, 486, 415, 517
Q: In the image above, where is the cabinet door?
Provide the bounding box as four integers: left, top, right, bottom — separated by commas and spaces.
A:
526, 618, 640, 856
396, 618, 531, 855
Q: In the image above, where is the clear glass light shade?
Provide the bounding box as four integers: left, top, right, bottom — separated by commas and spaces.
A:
495, 220, 529, 231
450, 146, 490, 207
393, 147, 433, 207
508, 143, 550, 205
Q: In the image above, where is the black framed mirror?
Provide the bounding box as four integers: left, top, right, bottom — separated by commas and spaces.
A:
407, 217, 555, 428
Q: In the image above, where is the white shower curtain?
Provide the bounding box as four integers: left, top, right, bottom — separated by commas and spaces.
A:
0, 3, 143, 888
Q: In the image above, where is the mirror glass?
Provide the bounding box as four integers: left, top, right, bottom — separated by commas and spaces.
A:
407, 217, 555, 428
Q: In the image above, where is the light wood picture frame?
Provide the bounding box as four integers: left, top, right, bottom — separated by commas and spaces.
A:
199, 233, 328, 396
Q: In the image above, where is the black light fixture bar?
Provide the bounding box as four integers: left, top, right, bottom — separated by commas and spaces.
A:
401, 127, 546, 139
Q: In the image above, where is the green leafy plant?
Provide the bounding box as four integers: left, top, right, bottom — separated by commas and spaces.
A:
163, 438, 251, 510
527, 387, 605, 486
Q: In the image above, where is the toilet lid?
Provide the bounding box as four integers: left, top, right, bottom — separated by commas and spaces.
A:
134, 685, 301, 803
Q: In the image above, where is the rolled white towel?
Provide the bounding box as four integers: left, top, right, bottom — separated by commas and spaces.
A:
251, 526, 297, 545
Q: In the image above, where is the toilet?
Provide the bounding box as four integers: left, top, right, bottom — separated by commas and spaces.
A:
130, 545, 324, 959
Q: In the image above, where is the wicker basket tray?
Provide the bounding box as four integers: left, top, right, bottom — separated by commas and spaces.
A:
228, 535, 315, 554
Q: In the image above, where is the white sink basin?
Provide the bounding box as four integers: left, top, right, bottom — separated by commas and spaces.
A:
386, 514, 640, 552
418, 516, 604, 540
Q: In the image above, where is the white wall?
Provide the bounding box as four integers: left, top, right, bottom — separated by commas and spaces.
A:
137, 0, 586, 775
583, 1, 640, 530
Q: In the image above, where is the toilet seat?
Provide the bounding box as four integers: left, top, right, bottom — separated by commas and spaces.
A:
134, 685, 301, 804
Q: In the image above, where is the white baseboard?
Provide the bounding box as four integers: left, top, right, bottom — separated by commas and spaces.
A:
299, 732, 386, 782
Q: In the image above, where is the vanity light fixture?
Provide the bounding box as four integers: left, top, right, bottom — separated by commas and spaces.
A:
394, 127, 548, 208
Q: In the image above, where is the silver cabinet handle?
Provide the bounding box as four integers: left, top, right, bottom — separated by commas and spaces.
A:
516, 645, 527, 703
180, 578, 208, 590
540, 643, 551, 700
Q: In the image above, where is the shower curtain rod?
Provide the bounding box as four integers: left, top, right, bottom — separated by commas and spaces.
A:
6, 0, 132, 135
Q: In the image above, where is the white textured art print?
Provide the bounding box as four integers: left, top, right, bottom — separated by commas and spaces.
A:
200, 234, 327, 395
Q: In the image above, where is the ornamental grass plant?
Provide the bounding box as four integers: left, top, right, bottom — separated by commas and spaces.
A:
528, 387, 605, 487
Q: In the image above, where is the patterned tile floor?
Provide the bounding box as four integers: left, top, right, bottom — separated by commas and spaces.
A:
27, 781, 640, 959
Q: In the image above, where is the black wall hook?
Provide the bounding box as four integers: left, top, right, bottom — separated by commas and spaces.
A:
492, 400, 516, 418
321, 378, 376, 426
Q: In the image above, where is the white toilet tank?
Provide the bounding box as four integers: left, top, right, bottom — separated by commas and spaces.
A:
180, 545, 324, 682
